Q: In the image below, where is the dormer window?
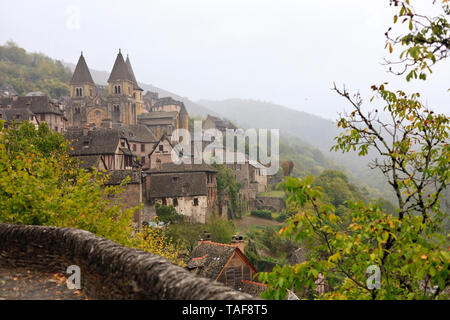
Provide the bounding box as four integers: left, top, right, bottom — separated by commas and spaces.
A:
75, 88, 83, 97
114, 85, 121, 94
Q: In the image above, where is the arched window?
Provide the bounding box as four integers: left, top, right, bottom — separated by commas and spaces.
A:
113, 105, 120, 123
114, 85, 121, 94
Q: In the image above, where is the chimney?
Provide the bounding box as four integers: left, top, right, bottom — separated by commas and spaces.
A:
231, 234, 244, 253
198, 231, 211, 246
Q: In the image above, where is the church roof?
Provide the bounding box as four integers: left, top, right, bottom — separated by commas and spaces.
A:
70, 53, 95, 85
125, 55, 143, 91
108, 50, 134, 83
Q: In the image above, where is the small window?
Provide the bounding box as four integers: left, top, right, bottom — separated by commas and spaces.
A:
55, 126, 58, 131
40, 114, 45, 121
121, 141, 125, 147
193, 198, 199, 206
133, 144, 137, 152
159, 145, 164, 152
95, 110, 100, 118
237, 164, 241, 171
162, 198, 167, 205
141, 144, 145, 152
173, 198, 178, 207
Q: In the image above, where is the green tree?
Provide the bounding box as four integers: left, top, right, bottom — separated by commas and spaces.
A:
214, 163, 241, 215
0, 121, 184, 265
259, 0, 449, 300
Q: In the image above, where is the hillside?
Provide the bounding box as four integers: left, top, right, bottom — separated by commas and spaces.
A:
0, 41, 72, 97
197, 98, 393, 200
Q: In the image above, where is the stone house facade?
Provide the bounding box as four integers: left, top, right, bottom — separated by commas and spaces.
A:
146, 163, 218, 223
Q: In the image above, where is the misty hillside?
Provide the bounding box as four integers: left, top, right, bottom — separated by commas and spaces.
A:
198, 98, 393, 200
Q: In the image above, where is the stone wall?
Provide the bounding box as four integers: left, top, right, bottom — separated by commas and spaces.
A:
0, 223, 254, 300
249, 196, 286, 213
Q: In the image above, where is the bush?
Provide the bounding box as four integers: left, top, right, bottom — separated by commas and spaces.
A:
250, 209, 273, 220
275, 213, 288, 222
155, 203, 184, 224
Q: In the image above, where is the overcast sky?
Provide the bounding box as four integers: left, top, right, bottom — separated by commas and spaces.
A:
0, 0, 448, 120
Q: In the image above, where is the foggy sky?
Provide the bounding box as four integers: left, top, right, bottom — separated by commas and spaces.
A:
0, 0, 448, 120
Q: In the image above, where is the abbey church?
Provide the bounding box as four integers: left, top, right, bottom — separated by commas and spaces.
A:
66, 50, 188, 138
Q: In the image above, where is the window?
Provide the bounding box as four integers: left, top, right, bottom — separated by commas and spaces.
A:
55, 126, 58, 131
132, 144, 137, 152
141, 157, 145, 164
40, 114, 45, 121
159, 145, 164, 152
193, 198, 199, 206
141, 144, 145, 152
120, 141, 125, 147
90, 89, 93, 97
114, 85, 121, 94
236, 164, 241, 171
75, 107, 81, 114
76, 88, 83, 97
173, 198, 178, 207
162, 198, 167, 205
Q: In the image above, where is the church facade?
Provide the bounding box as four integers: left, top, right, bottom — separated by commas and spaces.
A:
66, 50, 145, 128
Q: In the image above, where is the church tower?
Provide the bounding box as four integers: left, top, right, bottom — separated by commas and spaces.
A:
125, 55, 145, 117
70, 52, 95, 99
107, 49, 142, 125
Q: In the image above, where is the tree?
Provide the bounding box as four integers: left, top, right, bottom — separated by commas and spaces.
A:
0, 121, 184, 266
214, 164, 241, 215
259, 0, 449, 300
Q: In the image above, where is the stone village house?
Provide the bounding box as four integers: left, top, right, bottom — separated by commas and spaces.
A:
145, 163, 218, 224
0, 95, 66, 132
186, 232, 266, 296
65, 126, 144, 227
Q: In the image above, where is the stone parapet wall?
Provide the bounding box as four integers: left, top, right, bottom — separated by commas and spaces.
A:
0, 223, 254, 300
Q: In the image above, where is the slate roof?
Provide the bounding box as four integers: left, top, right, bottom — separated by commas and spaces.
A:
0, 107, 35, 122
139, 111, 179, 119
186, 242, 237, 280
76, 155, 101, 169
108, 50, 134, 83
148, 171, 208, 198
104, 169, 141, 185
0, 96, 63, 115
65, 127, 129, 156
205, 115, 237, 131
240, 280, 267, 297
148, 162, 218, 174
112, 123, 157, 143
125, 55, 143, 91
153, 97, 188, 114
70, 53, 95, 85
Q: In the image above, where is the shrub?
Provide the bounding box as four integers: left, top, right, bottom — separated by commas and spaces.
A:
250, 209, 273, 220
155, 203, 184, 224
